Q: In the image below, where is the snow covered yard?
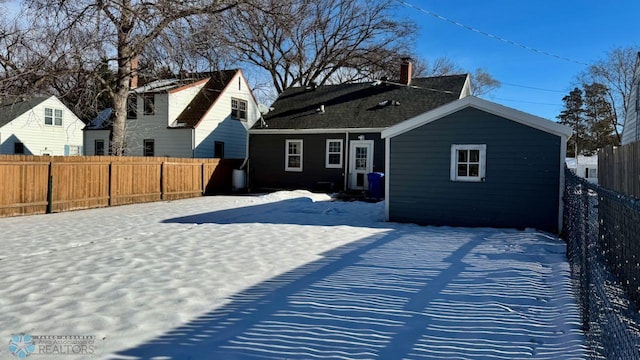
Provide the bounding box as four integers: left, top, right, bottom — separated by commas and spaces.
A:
0, 191, 586, 359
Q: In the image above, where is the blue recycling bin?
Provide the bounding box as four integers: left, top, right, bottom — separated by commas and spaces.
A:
367, 172, 385, 198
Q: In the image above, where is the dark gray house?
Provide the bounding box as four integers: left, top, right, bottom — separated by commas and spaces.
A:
382, 96, 572, 233
248, 63, 471, 192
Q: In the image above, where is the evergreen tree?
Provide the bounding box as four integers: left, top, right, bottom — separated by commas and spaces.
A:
558, 88, 586, 157
583, 83, 619, 153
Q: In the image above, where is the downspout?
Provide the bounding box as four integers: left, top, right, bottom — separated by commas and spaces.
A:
240, 126, 250, 170
241, 129, 250, 192
343, 131, 349, 191
558, 135, 568, 233
191, 128, 195, 158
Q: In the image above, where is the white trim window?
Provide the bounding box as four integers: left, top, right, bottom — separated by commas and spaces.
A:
45, 108, 63, 126
231, 98, 248, 120
325, 139, 343, 168
450, 144, 486, 182
285, 139, 303, 172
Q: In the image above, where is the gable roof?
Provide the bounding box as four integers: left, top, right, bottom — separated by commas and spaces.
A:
253, 74, 469, 130
382, 96, 572, 139
86, 70, 243, 130
0, 97, 49, 127
174, 69, 239, 128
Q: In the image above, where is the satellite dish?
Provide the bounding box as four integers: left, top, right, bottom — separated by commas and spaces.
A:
258, 103, 270, 115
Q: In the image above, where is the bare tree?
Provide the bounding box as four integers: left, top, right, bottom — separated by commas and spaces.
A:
413, 57, 461, 77
579, 46, 640, 140
21, 0, 240, 155
214, 0, 416, 94
412, 58, 500, 96
469, 68, 500, 96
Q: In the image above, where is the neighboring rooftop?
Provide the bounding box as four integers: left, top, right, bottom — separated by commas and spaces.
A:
0, 97, 49, 127
173, 70, 239, 128
254, 74, 469, 130
86, 70, 241, 130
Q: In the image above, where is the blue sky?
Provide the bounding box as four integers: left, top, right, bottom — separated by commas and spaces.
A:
396, 0, 640, 120
3, 0, 638, 122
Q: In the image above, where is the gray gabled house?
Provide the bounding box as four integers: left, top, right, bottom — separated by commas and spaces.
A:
382, 96, 572, 233
248, 62, 471, 192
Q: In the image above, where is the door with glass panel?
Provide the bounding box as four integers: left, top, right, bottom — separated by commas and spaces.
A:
349, 140, 373, 190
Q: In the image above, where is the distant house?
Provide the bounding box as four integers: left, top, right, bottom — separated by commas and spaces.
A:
248, 61, 471, 192
381, 96, 572, 234
565, 155, 598, 184
621, 52, 640, 145
85, 69, 259, 158
0, 96, 85, 155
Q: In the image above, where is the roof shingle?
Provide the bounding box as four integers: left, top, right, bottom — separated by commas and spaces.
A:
174, 70, 239, 128
255, 74, 469, 130
0, 97, 48, 127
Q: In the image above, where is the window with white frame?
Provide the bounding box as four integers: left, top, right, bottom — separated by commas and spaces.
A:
231, 98, 247, 120
285, 139, 303, 172
67, 145, 82, 156
44, 108, 63, 126
325, 139, 343, 168
450, 144, 486, 182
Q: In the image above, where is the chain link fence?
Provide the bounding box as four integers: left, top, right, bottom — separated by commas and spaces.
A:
563, 168, 640, 359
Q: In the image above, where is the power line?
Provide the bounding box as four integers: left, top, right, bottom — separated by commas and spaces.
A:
500, 82, 566, 93
492, 97, 562, 106
378, 79, 457, 94
397, 1, 588, 66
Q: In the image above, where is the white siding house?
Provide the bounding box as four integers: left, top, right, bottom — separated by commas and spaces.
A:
84, 69, 259, 158
566, 155, 598, 184
621, 52, 640, 145
0, 96, 84, 155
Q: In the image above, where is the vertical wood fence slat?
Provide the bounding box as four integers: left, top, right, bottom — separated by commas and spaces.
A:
0, 155, 242, 218
599, 143, 640, 199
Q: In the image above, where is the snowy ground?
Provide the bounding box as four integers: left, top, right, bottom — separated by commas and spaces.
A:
0, 191, 586, 359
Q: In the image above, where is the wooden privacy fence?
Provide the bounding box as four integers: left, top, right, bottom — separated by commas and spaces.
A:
599, 143, 640, 198
0, 155, 243, 218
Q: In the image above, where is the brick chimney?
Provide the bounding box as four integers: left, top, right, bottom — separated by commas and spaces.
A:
130, 56, 139, 89
400, 58, 412, 85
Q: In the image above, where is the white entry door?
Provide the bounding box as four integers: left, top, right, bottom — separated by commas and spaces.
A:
349, 140, 373, 190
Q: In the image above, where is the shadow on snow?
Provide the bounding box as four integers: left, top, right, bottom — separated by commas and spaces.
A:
161, 197, 383, 227
114, 198, 584, 359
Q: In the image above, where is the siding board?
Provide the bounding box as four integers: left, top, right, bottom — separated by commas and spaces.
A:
389, 107, 561, 233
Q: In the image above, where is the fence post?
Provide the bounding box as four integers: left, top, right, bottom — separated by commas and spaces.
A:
201, 162, 206, 196
46, 161, 53, 214
581, 184, 590, 332
108, 162, 112, 207
160, 162, 165, 200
